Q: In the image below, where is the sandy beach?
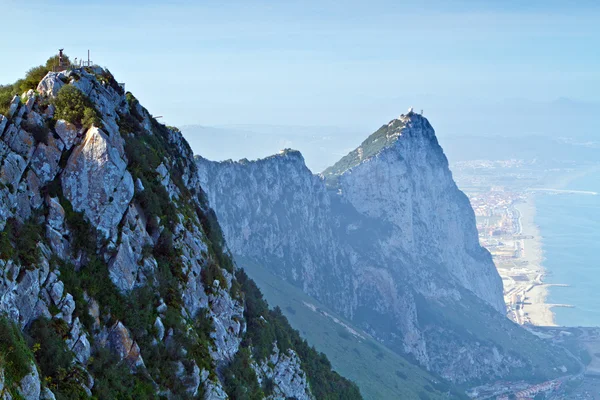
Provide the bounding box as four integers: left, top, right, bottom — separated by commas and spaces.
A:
512, 196, 557, 326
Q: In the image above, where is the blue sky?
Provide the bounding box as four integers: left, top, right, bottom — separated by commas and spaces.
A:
2, 0, 600, 133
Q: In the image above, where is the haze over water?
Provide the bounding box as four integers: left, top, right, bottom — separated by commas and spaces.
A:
536, 172, 600, 327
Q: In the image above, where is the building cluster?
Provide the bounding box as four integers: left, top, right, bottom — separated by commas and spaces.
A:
467, 378, 562, 400
496, 380, 560, 399
454, 159, 530, 170
467, 188, 523, 238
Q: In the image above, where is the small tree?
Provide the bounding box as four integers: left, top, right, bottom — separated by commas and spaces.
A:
53, 85, 101, 130
18, 65, 49, 93
45, 53, 71, 71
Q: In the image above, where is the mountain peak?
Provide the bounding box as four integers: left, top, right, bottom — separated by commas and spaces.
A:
0, 59, 362, 400
321, 109, 433, 183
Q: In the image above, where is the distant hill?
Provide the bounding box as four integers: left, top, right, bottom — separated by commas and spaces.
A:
439, 135, 600, 165
182, 98, 600, 172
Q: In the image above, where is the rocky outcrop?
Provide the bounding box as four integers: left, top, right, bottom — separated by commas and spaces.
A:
61, 126, 134, 242
0, 65, 352, 400
253, 343, 313, 400
328, 113, 503, 312
196, 150, 355, 313
196, 111, 577, 383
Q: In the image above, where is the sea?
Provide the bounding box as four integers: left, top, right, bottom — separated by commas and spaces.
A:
535, 170, 600, 327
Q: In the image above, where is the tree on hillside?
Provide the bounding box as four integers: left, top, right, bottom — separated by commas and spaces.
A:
45, 53, 71, 70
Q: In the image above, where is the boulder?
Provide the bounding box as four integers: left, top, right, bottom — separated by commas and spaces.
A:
0, 151, 27, 187
58, 293, 76, 325
54, 120, 79, 150
7, 96, 20, 119
30, 138, 62, 184
18, 363, 41, 400
24, 90, 36, 112
203, 380, 228, 400
0, 115, 8, 136
40, 387, 57, 400
107, 321, 145, 369
25, 170, 43, 210
154, 316, 165, 341
49, 280, 64, 305
3, 125, 35, 159
47, 197, 65, 231
36, 72, 65, 98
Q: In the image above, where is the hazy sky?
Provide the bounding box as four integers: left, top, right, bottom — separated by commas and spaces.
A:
2, 0, 600, 132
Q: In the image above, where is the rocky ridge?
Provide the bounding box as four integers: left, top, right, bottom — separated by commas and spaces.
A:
0, 65, 360, 399
196, 111, 579, 383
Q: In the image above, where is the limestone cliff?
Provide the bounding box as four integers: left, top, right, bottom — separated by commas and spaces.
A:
0, 66, 360, 399
196, 111, 578, 383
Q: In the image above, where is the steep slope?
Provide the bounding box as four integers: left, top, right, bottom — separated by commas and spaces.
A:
0, 63, 361, 399
239, 257, 471, 400
323, 112, 504, 313
196, 111, 579, 385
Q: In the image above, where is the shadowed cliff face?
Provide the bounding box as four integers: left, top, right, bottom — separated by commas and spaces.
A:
196, 112, 578, 383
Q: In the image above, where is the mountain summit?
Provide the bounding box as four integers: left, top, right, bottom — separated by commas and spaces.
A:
0, 63, 361, 399
324, 109, 505, 313
197, 110, 578, 386
323, 110, 433, 182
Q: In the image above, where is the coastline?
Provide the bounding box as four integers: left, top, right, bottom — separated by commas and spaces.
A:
512, 196, 557, 326
514, 165, 600, 327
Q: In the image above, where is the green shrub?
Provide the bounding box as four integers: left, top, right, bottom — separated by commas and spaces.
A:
235, 269, 363, 400
53, 85, 101, 130
201, 260, 226, 295
0, 84, 16, 116
82, 107, 101, 130
0, 231, 14, 260
18, 65, 49, 93
0, 316, 34, 387
28, 318, 89, 399
88, 348, 156, 399
223, 347, 264, 400
1, 217, 43, 269
28, 318, 73, 378
45, 54, 71, 71
0, 52, 72, 117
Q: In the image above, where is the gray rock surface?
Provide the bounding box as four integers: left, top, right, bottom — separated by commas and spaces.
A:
253, 343, 314, 400
18, 364, 41, 400
195, 111, 574, 383
54, 120, 79, 150
61, 126, 134, 242
0, 66, 357, 399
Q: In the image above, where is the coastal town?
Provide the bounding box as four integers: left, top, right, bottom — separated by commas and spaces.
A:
452, 160, 600, 400
451, 159, 582, 327
466, 186, 557, 326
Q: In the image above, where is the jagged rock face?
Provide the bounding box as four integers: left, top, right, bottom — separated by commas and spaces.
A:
196, 113, 575, 383
253, 343, 314, 400
61, 126, 134, 242
0, 67, 329, 400
330, 114, 504, 313
196, 150, 355, 313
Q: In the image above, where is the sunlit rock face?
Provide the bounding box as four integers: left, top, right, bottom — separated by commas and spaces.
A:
0, 66, 328, 399
197, 112, 555, 383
